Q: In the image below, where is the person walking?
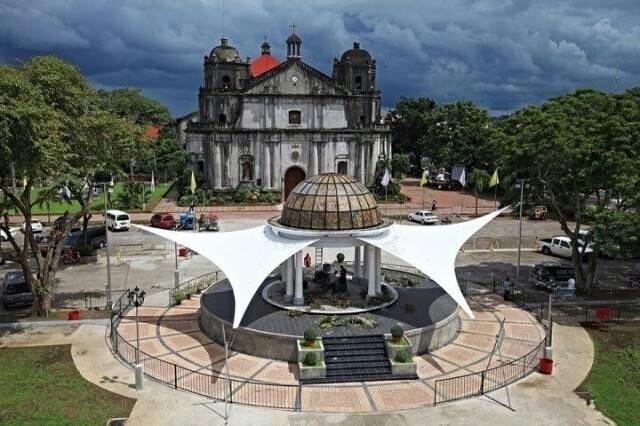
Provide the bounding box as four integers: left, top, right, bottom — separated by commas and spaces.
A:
304, 253, 312, 268
431, 199, 437, 211
503, 276, 513, 301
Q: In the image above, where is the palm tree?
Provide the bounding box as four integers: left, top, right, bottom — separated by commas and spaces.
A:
468, 169, 491, 215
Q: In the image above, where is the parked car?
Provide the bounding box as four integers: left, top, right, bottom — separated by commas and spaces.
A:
62, 227, 107, 250
20, 219, 43, 234
528, 262, 575, 290
537, 236, 593, 258
1, 271, 35, 308
407, 211, 439, 225
1, 227, 17, 241
106, 210, 130, 231
151, 213, 176, 230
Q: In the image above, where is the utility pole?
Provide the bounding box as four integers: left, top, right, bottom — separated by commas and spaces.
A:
515, 179, 529, 295
102, 180, 114, 310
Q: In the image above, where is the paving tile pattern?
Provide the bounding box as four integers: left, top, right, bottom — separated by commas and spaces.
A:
115, 291, 546, 412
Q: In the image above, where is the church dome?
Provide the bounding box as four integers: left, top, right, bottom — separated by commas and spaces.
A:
209, 38, 241, 63
279, 173, 381, 230
340, 42, 372, 64
249, 40, 279, 77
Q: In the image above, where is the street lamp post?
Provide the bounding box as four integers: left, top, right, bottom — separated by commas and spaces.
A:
515, 179, 529, 295
127, 286, 146, 364
101, 180, 114, 310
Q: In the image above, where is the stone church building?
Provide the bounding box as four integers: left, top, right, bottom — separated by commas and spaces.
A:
179, 29, 391, 199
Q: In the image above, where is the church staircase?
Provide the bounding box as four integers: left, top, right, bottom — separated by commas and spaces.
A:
301, 334, 418, 384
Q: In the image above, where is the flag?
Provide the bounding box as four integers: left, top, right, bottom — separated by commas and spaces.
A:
459, 168, 466, 187
381, 168, 391, 187
190, 171, 197, 194
489, 169, 500, 188
419, 170, 428, 187
150, 171, 156, 192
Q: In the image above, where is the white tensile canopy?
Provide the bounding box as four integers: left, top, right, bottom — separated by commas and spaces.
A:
135, 208, 506, 328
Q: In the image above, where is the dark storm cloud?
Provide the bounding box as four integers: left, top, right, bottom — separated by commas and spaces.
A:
1, 0, 639, 116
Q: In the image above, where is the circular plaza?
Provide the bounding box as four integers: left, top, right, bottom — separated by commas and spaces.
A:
114, 172, 547, 411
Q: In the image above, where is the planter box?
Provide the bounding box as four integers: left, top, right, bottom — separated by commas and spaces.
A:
385, 336, 413, 360
390, 359, 417, 376
297, 339, 324, 363
298, 361, 326, 380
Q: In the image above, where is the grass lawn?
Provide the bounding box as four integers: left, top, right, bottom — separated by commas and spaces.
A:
579, 324, 640, 426
0, 345, 135, 425
24, 182, 171, 215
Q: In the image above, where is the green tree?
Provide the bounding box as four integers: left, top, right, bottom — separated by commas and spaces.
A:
496, 89, 640, 292
468, 168, 490, 215
387, 97, 437, 168
391, 153, 410, 180
0, 56, 140, 315
97, 87, 172, 125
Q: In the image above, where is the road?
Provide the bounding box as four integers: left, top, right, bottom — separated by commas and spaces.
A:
1, 216, 637, 311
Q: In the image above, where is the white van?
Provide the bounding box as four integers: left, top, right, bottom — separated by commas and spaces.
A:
106, 210, 131, 231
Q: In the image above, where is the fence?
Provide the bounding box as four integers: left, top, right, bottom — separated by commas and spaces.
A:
110, 276, 300, 411
536, 300, 640, 325
434, 337, 546, 404
168, 271, 223, 305
84, 290, 127, 310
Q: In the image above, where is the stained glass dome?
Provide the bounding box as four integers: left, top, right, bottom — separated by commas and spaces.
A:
279, 173, 381, 230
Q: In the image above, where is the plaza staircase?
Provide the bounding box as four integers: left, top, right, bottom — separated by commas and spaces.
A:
301, 334, 418, 384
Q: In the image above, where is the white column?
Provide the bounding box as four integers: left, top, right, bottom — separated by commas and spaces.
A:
362, 243, 369, 283
263, 143, 271, 188
284, 256, 294, 302
359, 143, 366, 184
366, 245, 376, 298
272, 143, 280, 190
375, 247, 382, 294
353, 245, 361, 280
293, 251, 304, 306
311, 142, 319, 176
214, 143, 222, 189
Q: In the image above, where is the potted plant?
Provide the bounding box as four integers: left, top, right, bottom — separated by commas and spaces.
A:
297, 328, 324, 363
390, 348, 417, 376
298, 352, 326, 380
172, 290, 185, 305
385, 323, 413, 360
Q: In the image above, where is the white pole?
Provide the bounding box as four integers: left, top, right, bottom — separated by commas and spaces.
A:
222, 324, 230, 421
104, 183, 113, 310
515, 180, 525, 294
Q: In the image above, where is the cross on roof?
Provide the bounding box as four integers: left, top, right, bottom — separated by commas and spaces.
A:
291, 22, 297, 33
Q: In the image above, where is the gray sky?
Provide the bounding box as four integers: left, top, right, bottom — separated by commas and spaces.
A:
1, 0, 638, 117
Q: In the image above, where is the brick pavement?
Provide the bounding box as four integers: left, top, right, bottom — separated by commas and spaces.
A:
115, 290, 546, 412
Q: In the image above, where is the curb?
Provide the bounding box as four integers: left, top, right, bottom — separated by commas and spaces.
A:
0, 318, 109, 330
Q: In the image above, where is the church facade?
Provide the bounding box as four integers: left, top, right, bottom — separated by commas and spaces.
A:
182, 30, 391, 199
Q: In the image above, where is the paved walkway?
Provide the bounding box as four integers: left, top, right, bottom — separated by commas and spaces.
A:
0, 315, 612, 424
115, 291, 546, 412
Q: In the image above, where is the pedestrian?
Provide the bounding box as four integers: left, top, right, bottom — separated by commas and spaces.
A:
189, 199, 195, 212
503, 276, 513, 301
431, 199, 437, 211
304, 253, 312, 268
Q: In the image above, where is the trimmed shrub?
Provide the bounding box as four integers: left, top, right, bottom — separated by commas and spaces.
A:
303, 352, 318, 366
303, 328, 318, 345
391, 323, 404, 342
394, 349, 411, 363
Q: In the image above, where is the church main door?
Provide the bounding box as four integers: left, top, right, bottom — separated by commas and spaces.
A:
284, 167, 306, 200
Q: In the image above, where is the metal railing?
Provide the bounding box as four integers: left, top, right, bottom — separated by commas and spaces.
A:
536, 300, 640, 325
110, 274, 300, 411
434, 337, 546, 404
111, 330, 300, 410
84, 290, 127, 310
168, 271, 223, 306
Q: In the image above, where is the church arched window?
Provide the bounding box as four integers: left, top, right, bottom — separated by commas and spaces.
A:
239, 155, 255, 182
355, 75, 362, 91
222, 75, 231, 90
218, 114, 227, 125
